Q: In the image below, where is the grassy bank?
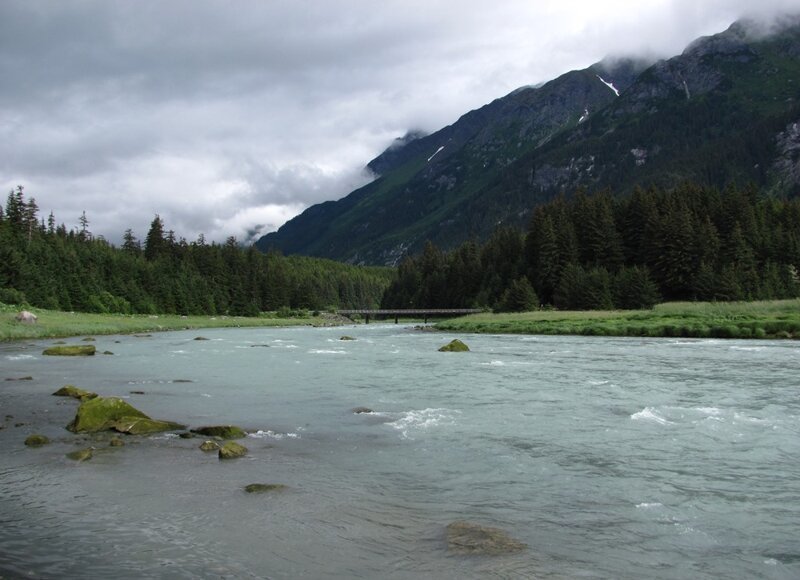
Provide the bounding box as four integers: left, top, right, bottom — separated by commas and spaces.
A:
0, 303, 339, 342
435, 300, 800, 339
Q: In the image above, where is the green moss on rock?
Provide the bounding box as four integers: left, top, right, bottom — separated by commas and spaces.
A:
445, 521, 526, 555
191, 425, 246, 439
66, 448, 94, 462
66, 397, 150, 433
53, 385, 98, 401
43, 345, 96, 356
218, 441, 248, 459
24, 434, 50, 446
438, 339, 470, 352
199, 440, 221, 452
109, 417, 187, 435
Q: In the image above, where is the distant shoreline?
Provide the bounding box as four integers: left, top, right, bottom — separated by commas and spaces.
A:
434, 300, 800, 340
0, 306, 348, 342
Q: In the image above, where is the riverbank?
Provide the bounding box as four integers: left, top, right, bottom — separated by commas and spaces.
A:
435, 300, 800, 339
0, 303, 345, 341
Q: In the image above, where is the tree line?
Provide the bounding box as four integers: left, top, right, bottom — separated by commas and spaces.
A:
382, 183, 800, 311
0, 187, 392, 316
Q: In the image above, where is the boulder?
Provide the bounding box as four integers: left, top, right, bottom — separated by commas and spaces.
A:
109, 417, 186, 435
53, 385, 98, 401
66, 396, 150, 433
352, 407, 373, 414
43, 345, 96, 356
199, 440, 221, 452
445, 521, 526, 555
244, 483, 287, 493
218, 441, 248, 459
109, 437, 125, 447
191, 425, 246, 440
24, 434, 50, 447
438, 339, 470, 352
15, 311, 38, 324
66, 448, 93, 462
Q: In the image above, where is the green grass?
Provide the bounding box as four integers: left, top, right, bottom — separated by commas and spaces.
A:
434, 300, 800, 339
0, 303, 334, 342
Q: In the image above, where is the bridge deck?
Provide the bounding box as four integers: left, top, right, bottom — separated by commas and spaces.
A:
336, 309, 481, 323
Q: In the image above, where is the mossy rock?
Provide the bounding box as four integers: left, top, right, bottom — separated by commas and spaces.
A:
199, 440, 221, 452
445, 521, 526, 555
218, 441, 248, 459
244, 483, 287, 493
81, 337, 96, 342
24, 434, 50, 447
66, 397, 150, 433
66, 448, 93, 462
43, 345, 96, 356
109, 417, 187, 435
438, 339, 470, 352
53, 385, 98, 401
102, 351, 114, 355
109, 436, 125, 447
191, 425, 246, 440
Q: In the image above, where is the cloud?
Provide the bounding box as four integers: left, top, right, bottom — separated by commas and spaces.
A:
0, 0, 797, 245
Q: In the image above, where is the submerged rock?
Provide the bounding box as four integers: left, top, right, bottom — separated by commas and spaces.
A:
199, 440, 221, 452
218, 441, 248, 459
66, 448, 94, 462
191, 425, 246, 440
438, 339, 470, 352
178, 432, 194, 439
102, 351, 114, 355
352, 407, 373, 414
66, 397, 150, 433
194, 336, 210, 341
5, 376, 33, 381
244, 483, 287, 493
445, 521, 526, 555
339, 336, 356, 341
82, 337, 96, 342
53, 385, 98, 401
43, 345, 96, 356
109, 417, 186, 435
24, 434, 50, 447
109, 436, 125, 447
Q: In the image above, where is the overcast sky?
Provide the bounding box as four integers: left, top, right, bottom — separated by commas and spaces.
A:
1, 0, 797, 245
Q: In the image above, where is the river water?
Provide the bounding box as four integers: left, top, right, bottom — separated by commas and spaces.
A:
0, 325, 798, 579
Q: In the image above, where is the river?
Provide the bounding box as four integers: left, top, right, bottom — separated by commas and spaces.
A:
1, 325, 798, 579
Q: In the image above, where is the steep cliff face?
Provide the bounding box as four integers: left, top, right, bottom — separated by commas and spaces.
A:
257, 18, 800, 265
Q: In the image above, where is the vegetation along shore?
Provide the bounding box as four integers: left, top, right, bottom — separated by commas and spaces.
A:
434, 300, 800, 339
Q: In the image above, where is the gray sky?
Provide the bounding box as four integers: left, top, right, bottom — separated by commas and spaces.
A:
1, 0, 797, 245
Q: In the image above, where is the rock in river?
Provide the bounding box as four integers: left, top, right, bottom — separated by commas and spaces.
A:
438, 339, 470, 352
244, 483, 287, 493
445, 521, 526, 555
66, 397, 150, 433
43, 345, 96, 356
352, 407, 373, 414
199, 440, 221, 452
109, 417, 186, 435
24, 434, 50, 447
191, 425, 246, 440
66, 448, 94, 462
218, 441, 248, 459
53, 385, 98, 401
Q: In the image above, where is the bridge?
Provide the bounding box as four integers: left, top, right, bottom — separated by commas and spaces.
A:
336, 309, 482, 324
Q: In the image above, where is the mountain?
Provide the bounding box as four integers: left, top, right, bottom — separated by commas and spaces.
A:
256, 17, 800, 265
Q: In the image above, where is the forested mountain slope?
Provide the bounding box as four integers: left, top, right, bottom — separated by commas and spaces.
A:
257, 17, 800, 265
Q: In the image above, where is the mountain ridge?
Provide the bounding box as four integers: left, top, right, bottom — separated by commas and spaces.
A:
256, 16, 800, 265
